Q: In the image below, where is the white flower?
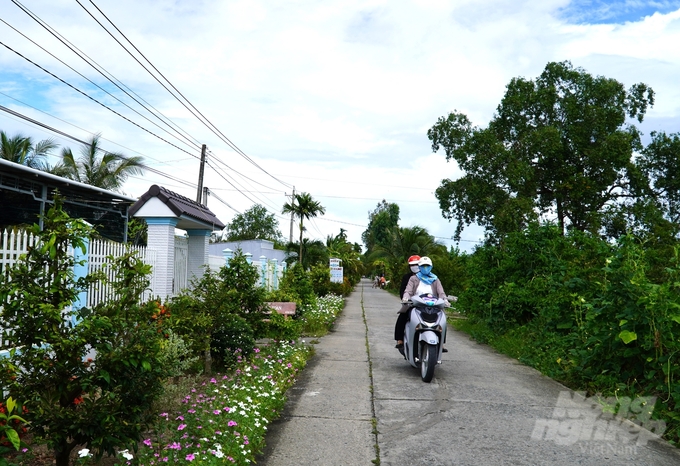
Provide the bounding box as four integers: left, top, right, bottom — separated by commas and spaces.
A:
119, 449, 134, 460
78, 449, 91, 458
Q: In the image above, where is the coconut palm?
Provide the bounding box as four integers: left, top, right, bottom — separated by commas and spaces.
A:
55, 134, 144, 191
281, 192, 326, 265
369, 225, 445, 284
0, 131, 57, 169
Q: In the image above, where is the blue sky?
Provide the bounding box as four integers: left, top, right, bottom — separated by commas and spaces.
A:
1, 0, 680, 252
561, 0, 680, 23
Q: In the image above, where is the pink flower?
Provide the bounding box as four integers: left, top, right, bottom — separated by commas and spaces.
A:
228, 420, 237, 427
254, 348, 260, 353
213, 410, 221, 415
178, 424, 187, 431
143, 439, 152, 447
185, 453, 195, 461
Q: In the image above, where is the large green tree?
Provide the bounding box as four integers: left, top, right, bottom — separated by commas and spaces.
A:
428, 61, 654, 240
224, 204, 284, 243
361, 200, 400, 252
53, 134, 144, 191
0, 131, 57, 169
281, 192, 326, 265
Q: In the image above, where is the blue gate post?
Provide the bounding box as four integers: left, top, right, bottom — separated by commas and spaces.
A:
223, 248, 233, 267
260, 256, 267, 288
72, 236, 90, 326
271, 258, 278, 290
245, 252, 252, 264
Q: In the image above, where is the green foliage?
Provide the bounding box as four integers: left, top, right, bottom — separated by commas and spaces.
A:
428, 61, 654, 240
300, 294, 344, 337
211, 314, 256, 370
0, 397, 28, 454
165, 251, 267, 374
279, 262, 316, 307
457, 223, 680, 444
362, 200, 400, 252
264, 311, 302, 342
0, 199, 169, 466
281, 192, 326, 265
224, 204, 284, 243
309, 263, 332, 296
158, 330, 201, 378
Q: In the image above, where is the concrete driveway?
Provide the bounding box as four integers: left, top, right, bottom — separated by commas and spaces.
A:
260, 279, 680, 465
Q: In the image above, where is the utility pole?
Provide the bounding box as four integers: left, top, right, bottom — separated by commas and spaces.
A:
288, 186, 296, 243
196, 144, 207, 203
202, 187, 210, 206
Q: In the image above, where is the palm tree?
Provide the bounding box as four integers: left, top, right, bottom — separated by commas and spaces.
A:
54, 135, 144, 191
369, 225, 445, 283
281, 192, 326, 265
0, 131, 57, 169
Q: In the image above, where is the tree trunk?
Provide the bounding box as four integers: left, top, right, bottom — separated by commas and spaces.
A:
204, 347, 212, 374
55, 444, 72, 466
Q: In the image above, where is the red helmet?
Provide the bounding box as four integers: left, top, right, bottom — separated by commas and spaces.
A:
407, 255, 421, 265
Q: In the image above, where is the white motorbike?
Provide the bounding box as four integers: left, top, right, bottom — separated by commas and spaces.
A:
400, 294, 448, 383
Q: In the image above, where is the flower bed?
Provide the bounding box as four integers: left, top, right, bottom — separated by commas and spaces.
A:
129, 341, 312, 465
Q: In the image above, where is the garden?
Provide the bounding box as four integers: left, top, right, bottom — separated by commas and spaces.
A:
0, 200, 351, 466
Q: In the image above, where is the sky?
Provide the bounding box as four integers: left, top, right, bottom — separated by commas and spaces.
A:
1, 0, 680, 253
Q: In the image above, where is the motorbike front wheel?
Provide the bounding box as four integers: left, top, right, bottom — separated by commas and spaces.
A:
420, 342, 437, 382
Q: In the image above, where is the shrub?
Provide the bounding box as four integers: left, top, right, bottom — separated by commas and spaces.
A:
211, 314, 255, 370
0, 199, 169, 466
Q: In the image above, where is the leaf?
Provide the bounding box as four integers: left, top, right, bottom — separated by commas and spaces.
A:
142, 360, 151, 371
6, 396, 16, 414
670, 315, 680, 324
619, 319, 628, 326
6, 429, 20, 450
619, 330, 638, 344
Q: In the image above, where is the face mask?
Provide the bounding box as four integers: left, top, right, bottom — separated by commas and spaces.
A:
420, 265, 432, 275
410, 265, 420, 273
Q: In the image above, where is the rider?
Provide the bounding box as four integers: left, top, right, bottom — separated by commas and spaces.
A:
394, 255, 420, 349
397, 256, 449, 351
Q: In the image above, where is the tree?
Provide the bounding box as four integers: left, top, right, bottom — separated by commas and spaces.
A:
0, 131, 57, 169
0, 198, 168, 466
224, 204, 284, 243
369, 225, 445, 283
326, 230, 363, 284
54, 134, 144, 191
361, 200, 400, 252
428, 61, 654, 240
281, 192, 326, 265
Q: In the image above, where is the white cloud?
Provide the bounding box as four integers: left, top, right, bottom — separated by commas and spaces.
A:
1, 0, 679, 252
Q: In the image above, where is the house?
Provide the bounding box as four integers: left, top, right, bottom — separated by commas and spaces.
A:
0, 159, 136, 242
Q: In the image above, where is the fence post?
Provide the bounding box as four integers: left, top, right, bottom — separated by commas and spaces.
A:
260, 256, 267, 288
222, 248, 233, 267
271, 258, 278, 290
245, 252, 252, 264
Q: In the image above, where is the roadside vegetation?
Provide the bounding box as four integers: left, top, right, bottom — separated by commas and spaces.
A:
0, 198, 351, 465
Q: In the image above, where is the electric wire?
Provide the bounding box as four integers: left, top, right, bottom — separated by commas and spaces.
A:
0, 91, 190, 166
0, 104, 196, 189
10, 0, 203, 150
79, 0, 293, 190
0, 40, 201, 161
205, 160, 282, 214
0, 15, 201, 153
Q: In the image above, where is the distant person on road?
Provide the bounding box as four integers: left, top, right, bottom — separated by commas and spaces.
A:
397, 256, 449, 352
394, 255, 420, 349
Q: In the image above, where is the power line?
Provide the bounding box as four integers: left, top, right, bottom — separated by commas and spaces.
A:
78, 0, 293, 190
0, 13, 201, 153
0, 104, 196, 189
0, 39, 201, 160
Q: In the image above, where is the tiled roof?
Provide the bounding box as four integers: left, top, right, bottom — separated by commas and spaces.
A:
129, 185, 225, 229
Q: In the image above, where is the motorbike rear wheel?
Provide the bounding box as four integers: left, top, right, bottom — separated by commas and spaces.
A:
420, 342, 437, 382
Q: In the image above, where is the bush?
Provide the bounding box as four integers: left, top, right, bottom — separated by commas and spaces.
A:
264, 310, 302, 341
211, 314, 255, 370
158, 330, 201, 377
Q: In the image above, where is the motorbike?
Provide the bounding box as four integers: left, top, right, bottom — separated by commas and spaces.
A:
399, 294, 448, 383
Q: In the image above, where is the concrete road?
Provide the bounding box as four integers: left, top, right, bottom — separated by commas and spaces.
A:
260, 279, 680, 465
